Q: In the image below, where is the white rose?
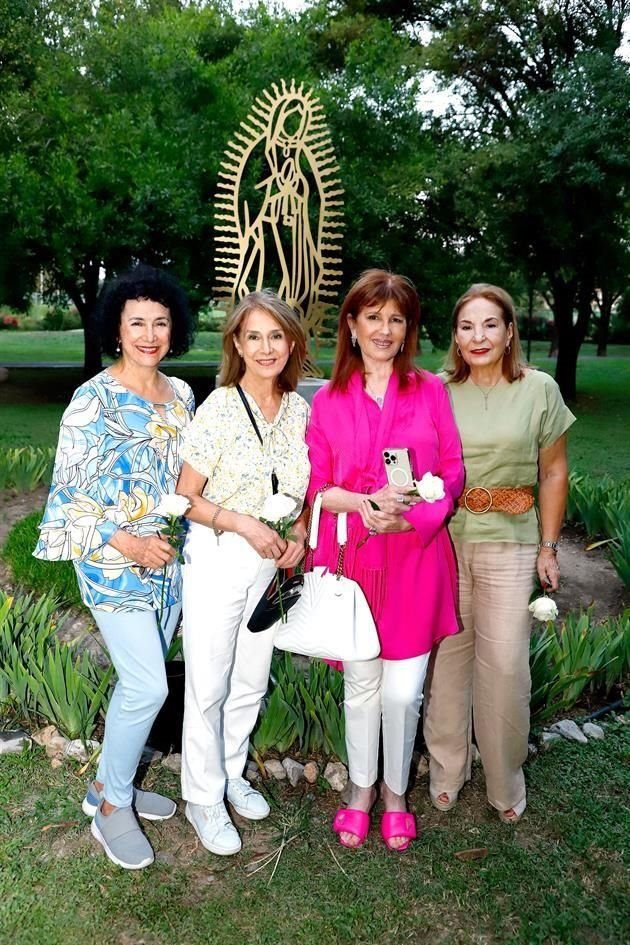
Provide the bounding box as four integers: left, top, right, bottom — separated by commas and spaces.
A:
154, 494, 191, 518
528, 596, 559, 622
260, 493, 298, 522
414, 472, 446, 504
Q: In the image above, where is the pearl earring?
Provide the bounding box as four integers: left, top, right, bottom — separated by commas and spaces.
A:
116, 341, 121, 355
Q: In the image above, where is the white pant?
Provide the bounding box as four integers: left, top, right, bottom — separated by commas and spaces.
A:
343, 654, 430, 795
181, 523, 277, 806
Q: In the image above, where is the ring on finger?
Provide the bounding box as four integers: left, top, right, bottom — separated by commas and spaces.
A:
396, 494, 404, 504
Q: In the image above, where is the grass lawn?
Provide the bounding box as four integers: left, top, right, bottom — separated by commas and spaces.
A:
0, 338, 627, 479
0, 722, 628, 945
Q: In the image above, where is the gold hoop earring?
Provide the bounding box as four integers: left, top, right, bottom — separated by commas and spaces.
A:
505, 343, 511, 355
456, 345, 462, 357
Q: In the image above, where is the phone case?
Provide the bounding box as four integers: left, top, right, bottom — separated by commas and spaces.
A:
382, 449, 414, 489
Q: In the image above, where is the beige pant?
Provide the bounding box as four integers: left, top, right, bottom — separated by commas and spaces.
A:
424, 540, 536, 812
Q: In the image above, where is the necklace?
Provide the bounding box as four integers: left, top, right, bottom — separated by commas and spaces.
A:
365, 383, 385, 408
469, 374, 503, 410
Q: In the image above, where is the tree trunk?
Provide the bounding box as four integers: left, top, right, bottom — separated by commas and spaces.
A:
62, 260, 102, 379
549, 276, 579, 401
595, 288, 614, 357
554, 332, 579, 402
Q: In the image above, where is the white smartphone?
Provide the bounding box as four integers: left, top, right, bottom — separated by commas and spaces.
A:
382, 448, 414, 489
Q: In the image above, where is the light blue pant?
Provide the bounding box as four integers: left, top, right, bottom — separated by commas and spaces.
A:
91, 605, 180, 808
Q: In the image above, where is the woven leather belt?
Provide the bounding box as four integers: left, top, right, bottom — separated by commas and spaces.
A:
458, 486, 535, 515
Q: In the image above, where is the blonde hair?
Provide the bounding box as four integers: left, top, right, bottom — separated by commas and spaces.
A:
444, 283, 527, 383
218, 290, 307, 392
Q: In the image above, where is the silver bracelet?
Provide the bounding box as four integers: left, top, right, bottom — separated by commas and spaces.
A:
539, 540, 558, 553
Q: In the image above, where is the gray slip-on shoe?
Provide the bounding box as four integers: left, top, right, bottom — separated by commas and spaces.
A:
82, 781, 177, 821
90, 805, 154, 870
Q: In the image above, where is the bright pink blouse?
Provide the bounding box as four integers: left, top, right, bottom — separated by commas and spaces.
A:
306, 370, 465, 659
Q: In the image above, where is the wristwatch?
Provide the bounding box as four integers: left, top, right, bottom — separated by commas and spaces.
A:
539, 540, 558, 553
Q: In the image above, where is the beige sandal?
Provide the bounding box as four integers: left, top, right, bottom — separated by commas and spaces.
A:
498, 797, 526, 824
430, 790, 459, 812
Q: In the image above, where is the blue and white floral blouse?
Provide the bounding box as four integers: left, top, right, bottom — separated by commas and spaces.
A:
34, 370, 195, 612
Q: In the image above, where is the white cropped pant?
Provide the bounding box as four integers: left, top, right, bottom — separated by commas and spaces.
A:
181, 523, 277, 806
343, 653, 430, 796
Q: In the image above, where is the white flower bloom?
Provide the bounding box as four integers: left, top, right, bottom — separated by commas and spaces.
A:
154, 493, 191, 518
260, 493, 297, 522
529, 596, 559, 622
414, 472, 446, 503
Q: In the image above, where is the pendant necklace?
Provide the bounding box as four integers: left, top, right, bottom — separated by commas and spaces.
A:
470, 375, 502, 410
365, 383, 385, 408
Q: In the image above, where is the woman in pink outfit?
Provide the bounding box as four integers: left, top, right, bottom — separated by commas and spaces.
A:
306, 269, 464, 851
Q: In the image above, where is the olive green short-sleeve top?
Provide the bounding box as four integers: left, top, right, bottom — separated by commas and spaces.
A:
443, 370, 576, 544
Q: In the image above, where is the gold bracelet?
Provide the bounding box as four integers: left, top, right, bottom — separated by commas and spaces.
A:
211, 506, 224, 538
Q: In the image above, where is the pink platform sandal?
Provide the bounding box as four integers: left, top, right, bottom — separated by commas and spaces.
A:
332, 808, 371, 848
379, 811, 417, 852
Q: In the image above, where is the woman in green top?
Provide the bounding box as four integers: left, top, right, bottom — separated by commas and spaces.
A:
424, 283, 575, 824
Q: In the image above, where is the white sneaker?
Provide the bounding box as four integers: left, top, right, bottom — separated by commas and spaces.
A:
185, 801, 242, 856
226, 777, 271, 820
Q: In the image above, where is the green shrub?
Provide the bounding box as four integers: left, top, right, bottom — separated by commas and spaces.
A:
530, 610, 630, 723
252, 651, 347, 763
27, 640, 113, 741
0, 588, 112, 741
0, 447, 55, 491
0, 590, 62, 721
3, 510, 82, 608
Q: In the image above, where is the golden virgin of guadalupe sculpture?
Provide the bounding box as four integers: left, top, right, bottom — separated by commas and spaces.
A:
214, 80, 344, 373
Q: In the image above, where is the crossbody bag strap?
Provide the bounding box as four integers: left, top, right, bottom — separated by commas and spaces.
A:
235, 384, 278, 494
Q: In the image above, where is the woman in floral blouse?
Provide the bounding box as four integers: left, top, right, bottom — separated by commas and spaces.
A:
177, 290, 310, 857
34, 264, 195, 870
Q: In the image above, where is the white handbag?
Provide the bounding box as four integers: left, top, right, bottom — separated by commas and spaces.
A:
272, 493, 381, 662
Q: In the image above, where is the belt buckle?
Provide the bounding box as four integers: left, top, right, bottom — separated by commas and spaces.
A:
464, 486, 493, 514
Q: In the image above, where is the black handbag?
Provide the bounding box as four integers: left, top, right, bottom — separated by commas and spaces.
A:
247, 569, 304, 633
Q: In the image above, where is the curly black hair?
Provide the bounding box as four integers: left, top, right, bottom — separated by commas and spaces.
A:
98, 264, 194, 359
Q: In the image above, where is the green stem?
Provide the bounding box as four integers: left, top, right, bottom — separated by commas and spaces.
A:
277, 569, 286, 623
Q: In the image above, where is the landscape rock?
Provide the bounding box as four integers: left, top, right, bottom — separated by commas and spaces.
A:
161, 753, 182, 773
141, 746, 163, 764
471, 744, 481, 764
0, 731, 31, 755
527, 742, 538, 758
264, 759, 286, 780
541, 731, 562, 748
282, 758, 305, 787
324, 761, 348, 792
245, 762, 260, 782
303, 761, 320, 784
582, 722, 605, 741
64, 739, 100, 763
549, 719, 588, 744
32, 725, 70, 759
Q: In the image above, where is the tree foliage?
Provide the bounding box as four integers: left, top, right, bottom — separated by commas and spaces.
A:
1, 0, 628, 397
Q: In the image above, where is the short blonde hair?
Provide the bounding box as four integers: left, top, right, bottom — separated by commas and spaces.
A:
444, 283, 527, 383
218, 290, 307, 392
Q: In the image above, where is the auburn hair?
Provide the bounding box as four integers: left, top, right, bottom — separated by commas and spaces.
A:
444, 283, 527, 383
218, 290, 306, 392
329, 269, 422, 392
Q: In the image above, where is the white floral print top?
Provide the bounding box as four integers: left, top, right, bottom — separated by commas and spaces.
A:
34, 370, 195, 612
180, 385, 310, 516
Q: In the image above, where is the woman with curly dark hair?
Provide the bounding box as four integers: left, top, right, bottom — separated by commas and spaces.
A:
34, 264, 195, 870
